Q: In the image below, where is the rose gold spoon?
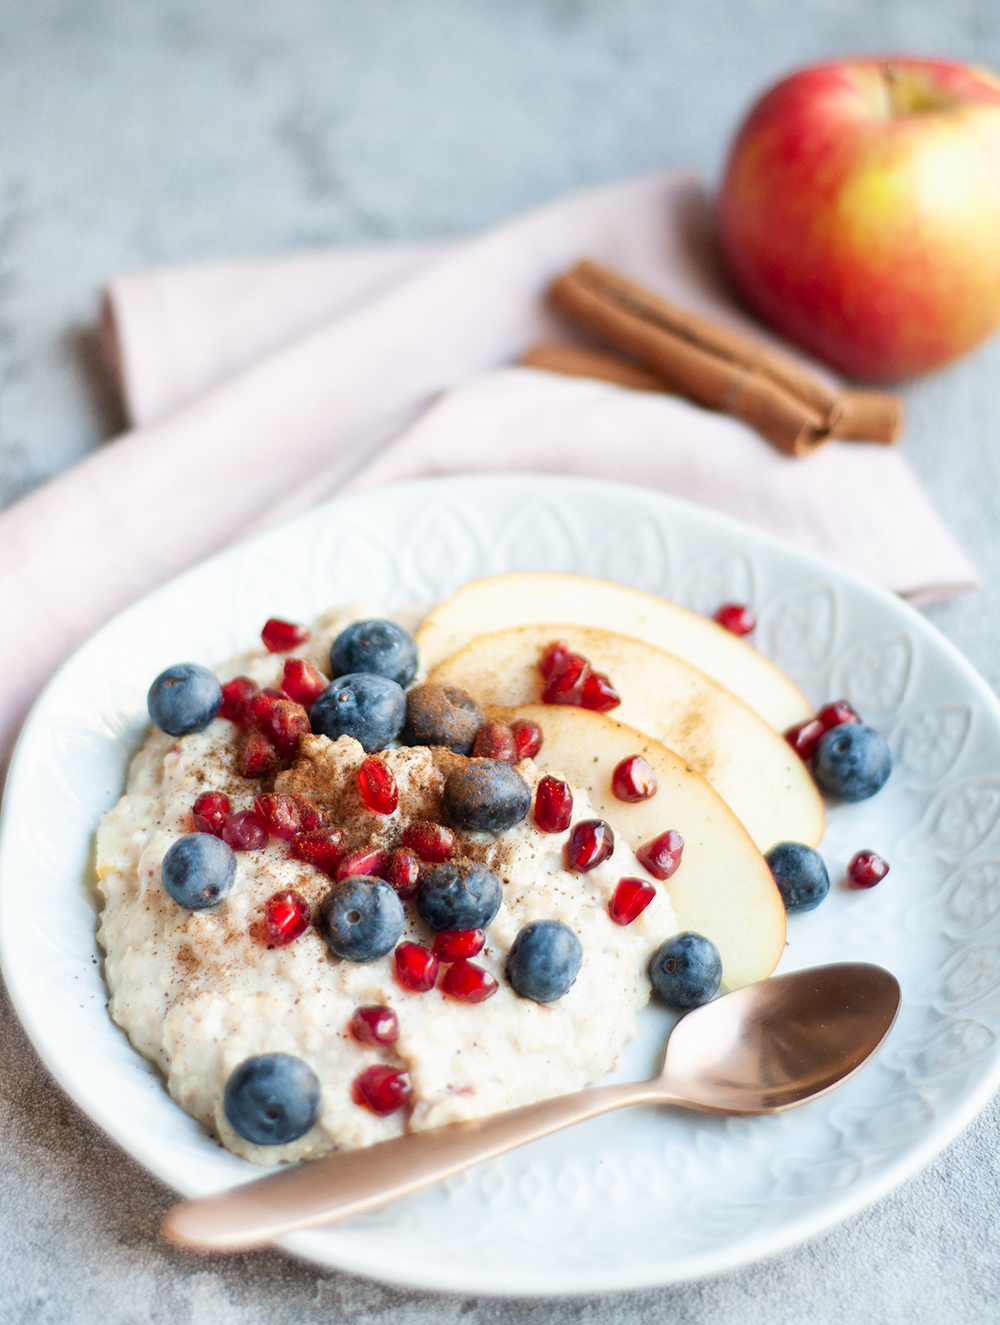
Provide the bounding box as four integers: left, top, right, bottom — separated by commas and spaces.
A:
163, 961, 899, 1251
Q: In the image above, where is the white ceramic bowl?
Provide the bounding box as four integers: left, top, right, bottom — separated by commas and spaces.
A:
3, 474, 1000, 1296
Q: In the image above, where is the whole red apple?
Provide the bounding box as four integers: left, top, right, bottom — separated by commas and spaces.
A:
718, 58, 1000, 382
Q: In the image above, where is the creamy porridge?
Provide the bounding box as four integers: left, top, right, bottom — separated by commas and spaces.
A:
95, 606, 679, 1164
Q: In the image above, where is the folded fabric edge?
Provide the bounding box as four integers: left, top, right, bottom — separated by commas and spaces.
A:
102, 241, 458, 429
342, 366, 980, 605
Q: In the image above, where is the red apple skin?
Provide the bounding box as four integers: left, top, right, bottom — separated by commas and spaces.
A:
718, 58, 1000, 383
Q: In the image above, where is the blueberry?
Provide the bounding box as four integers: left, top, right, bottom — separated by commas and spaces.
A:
148, 663, 222, 736
309, 673, 406, 752
318, 876, 404, 960
765, 841, 831, 913
223, 1053, 321, 1146
444, 760, 531, 831
812, 724, 892, 802
649, 932, 721, 1009
506, 919, 582, 1003
330, 619, 418, 688
161, 833, 237, 910
417, 858, 503, 932
401, 683, 483, 754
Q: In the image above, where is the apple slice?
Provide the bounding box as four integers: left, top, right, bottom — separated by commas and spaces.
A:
489, 704, 786, 990
415, 571, 811, 731
428, 623, 824, 852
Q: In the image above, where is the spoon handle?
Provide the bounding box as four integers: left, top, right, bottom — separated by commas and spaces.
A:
163, 1079, 663, 1250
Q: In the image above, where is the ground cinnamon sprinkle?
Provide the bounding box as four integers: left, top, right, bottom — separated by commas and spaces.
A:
277, 735, 459, 851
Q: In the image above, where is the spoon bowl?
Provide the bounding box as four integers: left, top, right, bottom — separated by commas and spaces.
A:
660, 961, 901, 1114
163, 961, 900, 1251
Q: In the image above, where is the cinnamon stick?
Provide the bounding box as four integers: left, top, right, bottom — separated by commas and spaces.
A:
521, 344, 665, 393
550, 265, 827, 455
834, 391, 902, 443
547, 260, 902, 455
522, 344, 902, 447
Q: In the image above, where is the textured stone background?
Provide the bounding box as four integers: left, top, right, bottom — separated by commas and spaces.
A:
3, 1, 1000, 1320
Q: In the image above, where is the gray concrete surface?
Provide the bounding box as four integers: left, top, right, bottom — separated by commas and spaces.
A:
3, 1, 1000, 1320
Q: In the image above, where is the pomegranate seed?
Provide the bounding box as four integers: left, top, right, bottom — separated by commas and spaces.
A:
291, 796, 327, 831
786, 700, 860, 762
192, 790, 230, 836
349, 1004, 399, 1046
566, 819, 615, 872
395, 942, 439, 992
261, 617, 311, 653
253, 792, 302, 840
785, 717, 826, 761
290, 828, 345, 874
385, 847, 421, 899
714, 603, 757, 636
358, 757, 399, 814
541, 652, 591, 705
611, 754, 657, 803
336, 846, 388, 881
222, 809, 268, 851
352, 1064, 413, 1115
440, 959, 498, 1003
432, 929, 485, 961
510, 718, 542, 760
581, 672, 621, 713
264, 889, 311, 946
281, 657, 328, 706
239, 729, 279, 778
534, 775, 573, 833
609, 877, 656, 925
267, 699, 311, 757
246, 687, 288, 729
401, 820, 456, 863
219, 676, 257, 723
472, 720, 518, 763
636, 830, 684, 880
847, 850, 890, 888
817, 699, 862, 731
538, 640, 571, 679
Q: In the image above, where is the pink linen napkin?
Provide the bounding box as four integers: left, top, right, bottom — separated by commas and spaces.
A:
103, 241, 455, 429
344, 365, 974, 605
0, 171, 978, 781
